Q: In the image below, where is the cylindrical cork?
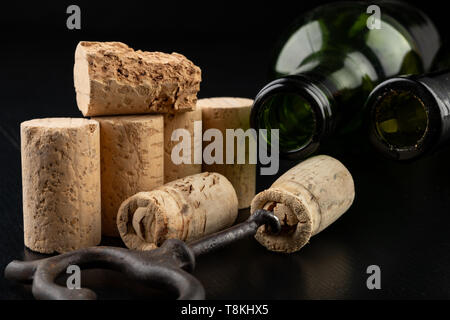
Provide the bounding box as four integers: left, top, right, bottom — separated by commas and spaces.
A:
93, 115, 164, 237
200, 97, 256, 209
21, 118, 101, 254
251, 155, 355, 253
164, 109, 202, 183
74, 41, 202, 117
117, 172, 238, 250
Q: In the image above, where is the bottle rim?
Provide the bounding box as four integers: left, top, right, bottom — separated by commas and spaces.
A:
250, 76, 333, 160
366, 77, 442, 161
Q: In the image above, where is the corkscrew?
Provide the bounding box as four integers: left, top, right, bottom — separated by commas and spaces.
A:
4, 209, 280, 300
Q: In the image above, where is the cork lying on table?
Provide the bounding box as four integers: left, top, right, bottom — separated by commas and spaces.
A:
200, 97, 256, 209
94, 115, 164, 237
117, 172, 238, 251
21, 118, 101, 254
251, 155, 355, 253
74, 41, 202, 116
164, 109, 202, 183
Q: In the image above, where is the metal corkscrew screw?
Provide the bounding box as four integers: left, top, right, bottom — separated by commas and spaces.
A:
4, 209, 280, 300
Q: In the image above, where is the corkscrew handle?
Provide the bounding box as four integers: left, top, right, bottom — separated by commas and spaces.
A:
4, 210, 280, 300
5, 241, 203, 300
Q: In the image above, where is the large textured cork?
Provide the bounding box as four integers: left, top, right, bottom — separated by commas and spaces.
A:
21, 118, 101, 254
117, 172, 238, 250
94, 115, 164, 237
164, 109, 202, 183
74, 41, 201, 116
199, 97, 256, 209
251, 155, 355, 253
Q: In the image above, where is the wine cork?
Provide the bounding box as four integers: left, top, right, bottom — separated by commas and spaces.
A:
117, 172, 238, 250
93, 115, 164, 237
199, 97, 256, 209
164, 109, 202, 183
251, 155, 355, 253
21, 118, 101, 254
74, 41, 201, 117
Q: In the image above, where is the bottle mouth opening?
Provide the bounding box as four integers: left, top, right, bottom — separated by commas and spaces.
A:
367, 78, 441, 161
251, 76, 332, 159
256, 92, 317, 153
374, 90, 429, 150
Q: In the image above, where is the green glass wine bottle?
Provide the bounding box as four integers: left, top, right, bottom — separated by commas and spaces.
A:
366, 69, 450, 161
250, 1, 440, 159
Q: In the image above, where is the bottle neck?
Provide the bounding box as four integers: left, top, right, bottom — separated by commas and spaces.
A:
252, 48, 377, 159
366, 71, 450, 161
380, 0, 440, 71
250, 74, 337, 159
254, 1, 441, 160
418, 72, 450, 150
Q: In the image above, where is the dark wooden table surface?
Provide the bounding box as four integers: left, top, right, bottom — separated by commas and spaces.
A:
1, 1, 450, 300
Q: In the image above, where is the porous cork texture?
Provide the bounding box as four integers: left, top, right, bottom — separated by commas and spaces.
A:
164, 109, 202, 183
117, 172, 238, 251
74, 41, 202, 116
200, 97, 256, 209
94, 115, 164, 237
21, 118, 101, 254
251, 155, 355, 253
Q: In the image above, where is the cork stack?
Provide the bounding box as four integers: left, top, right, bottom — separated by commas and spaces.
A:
200, 97, 256, 209
73, 41, 203, 237
21, 41, 203, 253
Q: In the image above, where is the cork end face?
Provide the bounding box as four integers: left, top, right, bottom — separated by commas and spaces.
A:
21, 117, 98, 129
116, 192, 163, 251
251, 188, 313, 253
74, 42, 92, 116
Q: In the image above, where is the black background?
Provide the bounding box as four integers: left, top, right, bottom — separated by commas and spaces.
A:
1, 0, 450, 300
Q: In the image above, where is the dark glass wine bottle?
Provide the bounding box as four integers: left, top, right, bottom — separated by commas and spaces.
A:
366, 70, 450, 161
250, 1, 440, 159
